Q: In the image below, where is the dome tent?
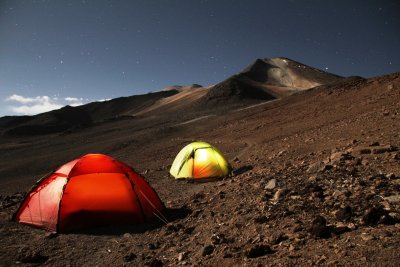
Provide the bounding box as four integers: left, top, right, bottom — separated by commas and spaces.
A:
170, 141, 231, 180
14, 154, 166, 233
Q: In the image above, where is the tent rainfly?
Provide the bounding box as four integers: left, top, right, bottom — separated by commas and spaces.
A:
170, 141, 231, 180
14, 154, 166, 232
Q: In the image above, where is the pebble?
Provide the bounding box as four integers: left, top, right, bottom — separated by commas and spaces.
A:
361, 233, 375, 241
307, 162, 325, 174
211, 233, 228, 244
124, 253, 137, 262
334, 206, 353, 221
273, 189, 287, 201
384, 195, 400, 203
362, 207, 386, 226
254, 215, 269, 224
123, 233, 132, 238
201, 245, 214, 256
372, 145, 397, 154
178, 252, 185, 261
310, 215, 331, 239
44, 232, 58, 239
268, 232, 288, 245
147, 258, 163, 267
265, 179, 277, 190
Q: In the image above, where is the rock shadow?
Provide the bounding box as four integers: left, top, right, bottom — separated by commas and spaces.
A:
232, 165, 253, 176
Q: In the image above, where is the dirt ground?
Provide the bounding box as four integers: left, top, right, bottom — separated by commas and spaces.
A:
0, 72, 399, 266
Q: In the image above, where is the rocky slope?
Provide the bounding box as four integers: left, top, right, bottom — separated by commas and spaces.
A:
0, 71, 399, 266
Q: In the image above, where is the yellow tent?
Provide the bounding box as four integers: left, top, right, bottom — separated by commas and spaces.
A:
170, 141, 231, 179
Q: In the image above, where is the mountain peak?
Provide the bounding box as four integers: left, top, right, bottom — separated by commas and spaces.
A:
239, 56, 343, 89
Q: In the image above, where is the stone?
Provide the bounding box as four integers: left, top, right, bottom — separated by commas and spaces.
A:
347, 223, 356, 230
328, 152, 346, 164
211, 233, 228, 245
268, 232, 288, 245
44, 232, 58, 239
202, 245, 214, 256
277, 150, 287, 156
384, 195, 400, 204
148, 243, 159, 250
362, 207, 386, 226
307, 162, 325, 174
315, 255, 327, 264
335, 206, 353, 221
386, 173, 396, 179
361, 233, 375, 241
147, 258, 163, 267
272, 189, 287, 201
124, 253, 137, 262
123, 233, 132, 238
389, 212, 400, 221
178, 252, 185, 261
347, 146, 371, 154
254, 216, 269, 224
310, 215, 331, 239
265, 179, 277, 190
372, 145, 397, 154
332, 190, 345, 198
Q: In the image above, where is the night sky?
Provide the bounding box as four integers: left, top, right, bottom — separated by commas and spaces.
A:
0, 0, 399, 116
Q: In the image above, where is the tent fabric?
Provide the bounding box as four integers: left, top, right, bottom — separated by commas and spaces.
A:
170, 141, 231, 179
14, 154, 165, 232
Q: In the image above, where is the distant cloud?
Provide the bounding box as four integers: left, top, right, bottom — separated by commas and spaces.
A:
64, 97, 84, 106
64, 97, 79, 102
6, 94, 47, 104
4, 94, 87, 115
96, 98, 111, 102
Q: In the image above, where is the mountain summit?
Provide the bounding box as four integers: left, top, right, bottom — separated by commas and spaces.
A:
242, 57, 342, 88
204, 57, 344, 102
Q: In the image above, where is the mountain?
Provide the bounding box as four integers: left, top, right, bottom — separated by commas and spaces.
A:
203, 57, 345, 103
0, 90, 178, 136
0, 57, 353, 136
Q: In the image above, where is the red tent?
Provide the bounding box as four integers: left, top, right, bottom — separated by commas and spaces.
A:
14, 154, 166, 232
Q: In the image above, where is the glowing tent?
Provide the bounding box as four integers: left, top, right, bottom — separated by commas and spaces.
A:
170, 141, 231, 180
14, 154, 166, 232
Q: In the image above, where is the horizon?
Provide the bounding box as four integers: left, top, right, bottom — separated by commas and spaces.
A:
1, 0, 399, 117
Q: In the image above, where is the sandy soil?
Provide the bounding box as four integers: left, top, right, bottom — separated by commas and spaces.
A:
0, 72, 399, 266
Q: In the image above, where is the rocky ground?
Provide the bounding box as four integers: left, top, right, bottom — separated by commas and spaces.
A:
0, 72, 399, 266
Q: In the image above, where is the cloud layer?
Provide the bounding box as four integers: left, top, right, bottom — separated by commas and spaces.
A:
5, 94, 86, 115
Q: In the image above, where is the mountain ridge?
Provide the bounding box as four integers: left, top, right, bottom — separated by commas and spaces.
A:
0, 57, 368, 136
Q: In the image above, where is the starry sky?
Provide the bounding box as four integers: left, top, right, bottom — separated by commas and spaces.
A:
0, 0, 399, 116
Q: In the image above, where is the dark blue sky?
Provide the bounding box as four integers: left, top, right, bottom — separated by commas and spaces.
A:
0, 0, 399, 116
